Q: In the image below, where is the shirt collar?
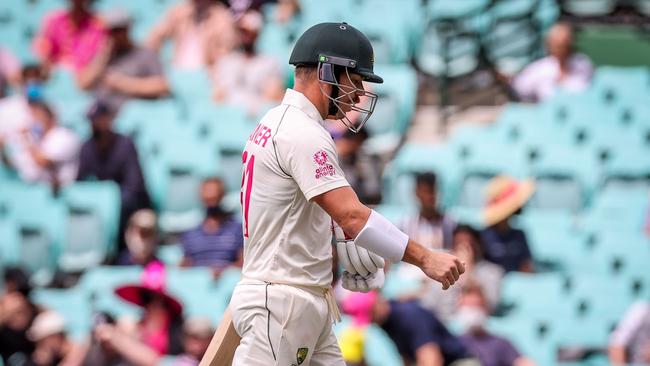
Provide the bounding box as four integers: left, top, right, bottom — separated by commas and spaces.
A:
281, 88, 324, 126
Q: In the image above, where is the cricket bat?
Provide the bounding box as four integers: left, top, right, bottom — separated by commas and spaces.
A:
199, 307, 241, 366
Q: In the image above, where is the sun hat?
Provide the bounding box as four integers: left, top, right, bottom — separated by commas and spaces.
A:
114, 262, 182, 317
483, 175, 535, 227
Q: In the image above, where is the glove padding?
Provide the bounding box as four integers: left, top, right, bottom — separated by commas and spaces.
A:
333, 220, 385, 276
341, 270, 385, 293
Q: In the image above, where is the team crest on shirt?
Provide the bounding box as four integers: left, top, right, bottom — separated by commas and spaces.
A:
295, 347, 308, 365
313, 150, 336, 179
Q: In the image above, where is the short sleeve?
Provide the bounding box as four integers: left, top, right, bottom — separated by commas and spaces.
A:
280, 126, 349, 201
609, 302, 650, 346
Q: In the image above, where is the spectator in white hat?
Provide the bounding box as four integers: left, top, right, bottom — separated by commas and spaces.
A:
27, 311, 77, 366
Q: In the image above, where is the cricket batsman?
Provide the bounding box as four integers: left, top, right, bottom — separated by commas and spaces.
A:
215, 22, 466, 366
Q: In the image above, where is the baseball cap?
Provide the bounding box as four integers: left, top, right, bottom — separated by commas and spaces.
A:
86, 99, 115, 121
103, 8, 132, 29
27, 311, 66, 342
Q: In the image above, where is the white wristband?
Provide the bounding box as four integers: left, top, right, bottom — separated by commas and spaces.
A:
354, 210, 408, 263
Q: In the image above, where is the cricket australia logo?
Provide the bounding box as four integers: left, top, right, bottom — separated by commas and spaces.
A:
296, 347, 308, 365
314, 150, 335, 179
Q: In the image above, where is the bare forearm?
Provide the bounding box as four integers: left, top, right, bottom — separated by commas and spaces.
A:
117, 77, 169, 97
609, 345, 627, 365
402, 240, 429, 267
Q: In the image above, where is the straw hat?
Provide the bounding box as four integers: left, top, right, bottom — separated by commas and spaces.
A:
114, 262, 183, 317
483, 175, 535, 227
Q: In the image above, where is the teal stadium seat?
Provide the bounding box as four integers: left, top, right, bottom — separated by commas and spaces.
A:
528, 145, 600, 211
364, 64, 417, 154
0, 182, 64, 285
114, 99, 181, 138
500, 272, 568, 316
157, 243, 184, 267
590, 66, 650, 105
562, 0, 617, 16
78, 266, 143, 318
525, 224, 587, 270
168, 69, 213, 106
58, 181, 122, 272
382, 143, 460, 208
31, 287, 92, 341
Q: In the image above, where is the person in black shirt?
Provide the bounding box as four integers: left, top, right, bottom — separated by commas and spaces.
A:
77, 100, 151, 253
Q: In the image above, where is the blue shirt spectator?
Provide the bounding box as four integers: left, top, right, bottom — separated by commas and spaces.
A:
180, 216, 243, 268
180, 177, 243, 273
377, 299, 475, 365
481, 227, 533, 273
460, 333, 522, 366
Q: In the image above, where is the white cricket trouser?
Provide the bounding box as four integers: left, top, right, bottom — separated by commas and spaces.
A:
230, 279, 345, 366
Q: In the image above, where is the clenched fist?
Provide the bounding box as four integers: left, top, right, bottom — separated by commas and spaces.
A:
420, 250, 466, 290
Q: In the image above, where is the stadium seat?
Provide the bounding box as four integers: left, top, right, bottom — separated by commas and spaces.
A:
31, 287, 92, 341
115, 99, 181, 138
78, 266, 143, 318
525, 224, 587, 269
157, 243, 183, 266
590, 66, 650, 105
500, 272, 569, 315
167, 69, 213, 105
456, 140, 528, 207
382, 143, 460, 208
528, 145, 600, 211
0, 182, 64, 285
416, 21, 481, 78
562, 0, 617, 16
488, 315, 558, 366
58, 181, 122, 272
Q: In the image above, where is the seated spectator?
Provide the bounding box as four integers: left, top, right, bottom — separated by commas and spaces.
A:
2, 100, 80, 188
608, 301, 650, 365
26, 311, 78, 366
77, 100, 151, 252
457, 284, 536, 366
393, 172, 456, 281
211, 10, 284, 116
172, 317, 214, 366
400, 172, 456, 251
0, 48, 20, 98
0, 267, 37, 364
481, 176, 534, 273
512, 22, 593, 103
0, 64, 47, 142
92, 262, 184, 364
146, 0, 236, 70
334, 127, 381, 204
33, 0, 107, 73
419, 224, 504, 320
180, 177, 243, 276
117, 209, 162, 267
369, 292, 479, 366
77, 9, 169, 112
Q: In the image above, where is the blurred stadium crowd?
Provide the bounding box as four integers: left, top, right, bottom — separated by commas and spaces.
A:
0, 0, 649, 365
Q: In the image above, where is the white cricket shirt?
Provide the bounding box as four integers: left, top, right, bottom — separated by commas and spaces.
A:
240, 88, 349, 287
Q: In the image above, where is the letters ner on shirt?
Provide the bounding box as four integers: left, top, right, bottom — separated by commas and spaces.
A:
239, 89, 350, 288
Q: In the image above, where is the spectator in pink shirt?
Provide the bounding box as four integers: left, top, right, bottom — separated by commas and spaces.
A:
33, 0, 107, 73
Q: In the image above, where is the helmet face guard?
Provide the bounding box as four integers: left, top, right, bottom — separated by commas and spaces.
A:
317, 55, 378, 133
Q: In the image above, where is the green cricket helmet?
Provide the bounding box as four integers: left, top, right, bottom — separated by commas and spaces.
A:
289, 22, 383, 132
